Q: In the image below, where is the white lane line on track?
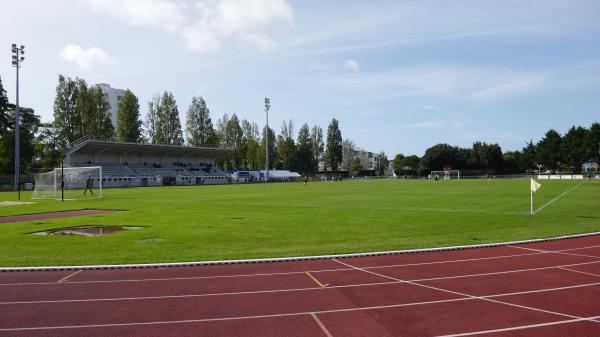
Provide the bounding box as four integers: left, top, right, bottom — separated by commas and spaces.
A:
3, 242, 600, 287
332, 259, 600, 327
2, 283, 600, 332
506, 245, 600, 259
311, 313, 334, 337
435, 315, 600, 337
533, 181, 586, 215
2, 261, 600, 305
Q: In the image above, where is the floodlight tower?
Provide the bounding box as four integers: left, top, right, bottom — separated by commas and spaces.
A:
264, 97, 270, 183
11, 44, 25, 200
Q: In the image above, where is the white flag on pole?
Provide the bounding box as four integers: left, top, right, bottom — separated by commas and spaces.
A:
530, 179, 541, 193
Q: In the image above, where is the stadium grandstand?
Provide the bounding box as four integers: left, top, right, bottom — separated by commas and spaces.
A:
65, 139, 232, 187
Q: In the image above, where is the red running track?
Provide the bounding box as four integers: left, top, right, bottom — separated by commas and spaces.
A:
1, 235, 600, 336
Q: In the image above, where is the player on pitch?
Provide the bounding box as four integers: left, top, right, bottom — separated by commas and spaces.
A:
84, 176, 95, 196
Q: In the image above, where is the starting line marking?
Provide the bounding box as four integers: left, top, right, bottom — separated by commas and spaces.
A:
57, 270, 82, 283
306, 272, 329, 288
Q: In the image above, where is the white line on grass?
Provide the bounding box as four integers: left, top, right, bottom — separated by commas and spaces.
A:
533, 181, 586, 215
3, 282, 600, 332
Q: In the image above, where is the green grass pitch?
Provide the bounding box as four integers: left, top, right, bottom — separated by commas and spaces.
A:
0, 178, 599, 267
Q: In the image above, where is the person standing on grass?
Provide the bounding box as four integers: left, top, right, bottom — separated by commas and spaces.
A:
84, 176, 94, 196
434, 174, 439, 184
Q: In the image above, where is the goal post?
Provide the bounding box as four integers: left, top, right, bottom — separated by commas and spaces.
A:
32, 166, 103, 200
430, 170, 460, 180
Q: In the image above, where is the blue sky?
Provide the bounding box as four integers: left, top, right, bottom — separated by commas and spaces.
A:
1, 0, 599, 156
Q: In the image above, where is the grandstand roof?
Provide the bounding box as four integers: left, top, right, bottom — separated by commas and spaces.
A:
66, 140, 232, 162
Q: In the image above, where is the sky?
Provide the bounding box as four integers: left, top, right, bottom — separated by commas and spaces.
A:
1, 0, 599, 156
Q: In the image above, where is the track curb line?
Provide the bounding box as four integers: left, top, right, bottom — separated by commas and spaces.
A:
2, 232, 599, 272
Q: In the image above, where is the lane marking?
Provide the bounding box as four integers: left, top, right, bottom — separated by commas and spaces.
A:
3, 261, 600, 305
311, 313, 334, 337
57, 270, 82, 283
306, 272, 329, 288
3, 282, 600, 332
559, 267, 600, 278
332, 259, 600, 327
533, 181, 586, 215
435, 315, 600, 337
4, 241, 600, 287
1, 278, 599, 307
507, 245, 600, 259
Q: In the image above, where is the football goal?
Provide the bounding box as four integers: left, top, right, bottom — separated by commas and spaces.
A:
431, 170, 460, 180
32, 166, 103, 200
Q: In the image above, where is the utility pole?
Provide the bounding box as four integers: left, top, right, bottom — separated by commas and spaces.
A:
264, 97, 270, 183
11, 44, 25, 200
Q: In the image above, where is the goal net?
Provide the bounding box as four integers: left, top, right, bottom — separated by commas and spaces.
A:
32, 166, 103, 200
431, 170, 460, 180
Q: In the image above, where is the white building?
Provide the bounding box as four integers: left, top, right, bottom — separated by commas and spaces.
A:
95, 83, 126, 127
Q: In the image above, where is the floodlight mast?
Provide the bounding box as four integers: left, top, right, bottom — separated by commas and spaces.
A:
11, 44, 25, 200
264, 97, 270, 183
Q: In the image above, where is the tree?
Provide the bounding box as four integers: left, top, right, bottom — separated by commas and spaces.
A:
536, 129, 562, 171
296, 123, 314, 175
226, 114, 244, 168
589, 122, 600, 164
258, 126, 277, 170
503, 151, 522, 174
560, 126, 591, 172
33, 123, 62, 171
155, 91, 183, 145
185, 96, 217, 147
0, 107, 40, 175
310, 125, 324, 172
116, 89, 142, 142
324, 118, 342, 171
0, 76, 11, 136
144, 95, 160, 144
520, 140, 537, 172
53, 75, 80, 147
420, 144, 460, 172
392, 153, 405, 173
276, 120, 297, 170
241, 119, 260, 168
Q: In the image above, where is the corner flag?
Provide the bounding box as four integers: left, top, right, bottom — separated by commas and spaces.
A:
530, 178, 542, 215
531, 179, 541, 193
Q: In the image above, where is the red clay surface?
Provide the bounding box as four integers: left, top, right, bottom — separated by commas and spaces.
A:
0, 209, 116, 224
1, 236, 600, 336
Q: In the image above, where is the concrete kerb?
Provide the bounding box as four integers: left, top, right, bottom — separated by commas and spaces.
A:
1, 231, 599, 272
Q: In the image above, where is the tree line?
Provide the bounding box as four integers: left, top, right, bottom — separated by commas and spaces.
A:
0, 75, 345, 176
393, 124, 600, 175
1, 73, 597, 177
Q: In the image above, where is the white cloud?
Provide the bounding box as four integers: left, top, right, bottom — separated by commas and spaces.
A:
59, 44, 113, 71
87, 0, 294, 52
87, 0, 186, 32
469, 75, 545, 102
342, 59, 360, 71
